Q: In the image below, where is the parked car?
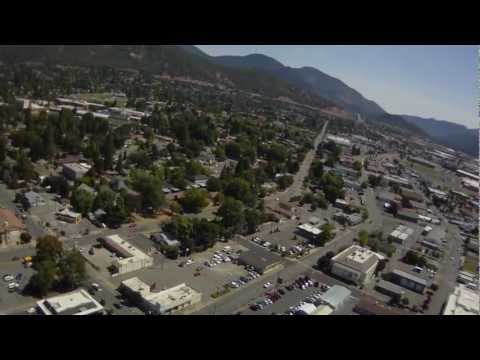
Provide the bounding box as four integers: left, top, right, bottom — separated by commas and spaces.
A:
3, 275, 14, 282
263, 282, 273, 289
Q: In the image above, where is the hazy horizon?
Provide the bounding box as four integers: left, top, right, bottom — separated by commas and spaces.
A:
197, 45, 478, 129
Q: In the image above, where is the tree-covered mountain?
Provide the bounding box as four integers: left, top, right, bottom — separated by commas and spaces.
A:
210, 52, 387, 117
402, 115, 479, 156
0, 45, 333, 109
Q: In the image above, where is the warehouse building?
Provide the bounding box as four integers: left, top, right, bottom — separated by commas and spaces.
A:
396, 210, 418, 223
100, 235, 154, 275
390, 269, 429, 294
401, 189, 424, 202
297, 223, 322, 241
319, 285, 352, 310
37, 289, 104, 315
408, 156, 436, 169
456, 169, 479, 181
120, 278, 202, 315
237, 246, 281, 274
326, 135, 351, 147
375, 280, 405, 299
331, 245, 380, 285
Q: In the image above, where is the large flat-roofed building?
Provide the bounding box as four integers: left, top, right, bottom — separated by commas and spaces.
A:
443, 284, 479, 315
401, 189, 424, 202
383, 175, 412, 189
408, 156, 436, 169
375, 280, 405, 299
319, 285, 351, 310
326, 135, 351, 147
297, 223, 322, 240
461, 177, 479, 191
237, 246, 281, 274
37, 289, 104, 315
396, 210, 418, 223
456, 169, 479, 181
331, 245, 380, 285
100, 235, 153, 275
120, 278, 202, 315
390, 269, 429, 294
63, 162, 91, 181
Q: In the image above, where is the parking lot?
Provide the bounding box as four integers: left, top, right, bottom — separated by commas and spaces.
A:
0, 260, 37, 314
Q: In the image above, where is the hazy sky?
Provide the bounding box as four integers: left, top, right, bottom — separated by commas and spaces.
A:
197, 45, 478, 129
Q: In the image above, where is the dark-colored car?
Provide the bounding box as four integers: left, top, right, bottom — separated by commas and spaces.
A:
278, 289, 285, 295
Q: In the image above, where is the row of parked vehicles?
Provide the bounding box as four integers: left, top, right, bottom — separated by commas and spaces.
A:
249, 276, 331, 312
3, 273, 23, 293
229, 267, 261, 289
205, 246, 239, 268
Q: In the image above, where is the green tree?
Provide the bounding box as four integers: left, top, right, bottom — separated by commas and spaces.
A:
244, 208, 262, 235
27, 259, 57, 297
129, 170, 165, 212
317, 223, 335, 246
218, 197, 244, 229
180, 188, 209, 213
277, 175, 294, 190
70, 188, 95, 216
0, 136, 7, 162
58, 250, 86, 290
35, 235, 63, 265
353, 160, 362, 172
358, 229, 369, 247
207, 177, 222, 192
193, 219, 220, 249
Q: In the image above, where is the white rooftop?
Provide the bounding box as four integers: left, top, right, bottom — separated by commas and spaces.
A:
104, 235, 152, 265
297, 223, 322, 236
443, 285, 479, 315
37, 289, 103, 315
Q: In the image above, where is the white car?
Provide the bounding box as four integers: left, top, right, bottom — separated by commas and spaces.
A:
263, 282, 273, 289
7, 282, 19, 290
3, 275, 14, 282
186, 260, 194, 265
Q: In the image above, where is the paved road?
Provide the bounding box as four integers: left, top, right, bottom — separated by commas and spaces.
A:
267, 121, 329, 205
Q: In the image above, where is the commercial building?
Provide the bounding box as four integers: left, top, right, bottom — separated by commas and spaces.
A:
56, 208, 82, 224
408, 156, 436, 169
396, 210, 418, 223
297, 223, 322, 240
383, 175, 412, 189
443, 284, 479, 315
375, 280, 405, 299
37, 289, 104, 315
100, 235, 154, 275
461, 178, 479, 191
326, 135, 351, 147
62, 162, 91, 181
120, 278, 202, 315
319, 285, 351, 310
331, 245, 380, 285
456, 169, 479, 181
401, 189, 424, 202
0, 208, 26, 246
388, 225, 414, 245
376, 191, 400, 206
18, 191, 45, 209
390, 269, 429, 294
237, 246, 281, 274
